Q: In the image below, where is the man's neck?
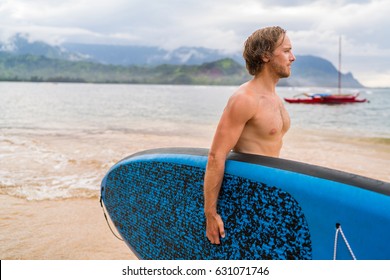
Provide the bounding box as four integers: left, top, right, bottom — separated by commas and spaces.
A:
252, 72, 279, 95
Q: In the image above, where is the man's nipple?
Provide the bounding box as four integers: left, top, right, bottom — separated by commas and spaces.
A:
269, 128, 277, 135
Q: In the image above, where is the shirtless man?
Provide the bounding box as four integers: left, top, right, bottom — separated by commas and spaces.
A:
203, 26, 295, 244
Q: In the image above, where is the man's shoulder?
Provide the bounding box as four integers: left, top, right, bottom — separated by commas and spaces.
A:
230, 88, 257, 104
226, 86, 259, 115
233, 82, 258, 99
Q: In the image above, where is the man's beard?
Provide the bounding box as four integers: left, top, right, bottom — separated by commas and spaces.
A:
270, 61, 291, 78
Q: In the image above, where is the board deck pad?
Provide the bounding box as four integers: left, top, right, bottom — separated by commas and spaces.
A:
101, 148, 390, 260
103, 161, 311, 259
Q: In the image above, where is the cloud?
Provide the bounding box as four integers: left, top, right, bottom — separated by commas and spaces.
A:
0, 0, 389, 86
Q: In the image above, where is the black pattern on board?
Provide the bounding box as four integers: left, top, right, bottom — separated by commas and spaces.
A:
102, 161, 312, 259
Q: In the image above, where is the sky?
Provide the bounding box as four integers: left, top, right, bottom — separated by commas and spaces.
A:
0, 0, 389, 87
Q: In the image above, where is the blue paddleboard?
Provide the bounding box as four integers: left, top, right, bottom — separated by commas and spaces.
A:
100, 147, 390, 260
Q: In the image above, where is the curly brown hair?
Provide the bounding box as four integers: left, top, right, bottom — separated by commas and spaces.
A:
243, 26, 286, 76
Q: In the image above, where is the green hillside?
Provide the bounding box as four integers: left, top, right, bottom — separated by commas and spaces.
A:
0, 52, 249, 85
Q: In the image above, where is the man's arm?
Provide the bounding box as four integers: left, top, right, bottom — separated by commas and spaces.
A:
204, 92, 257, 244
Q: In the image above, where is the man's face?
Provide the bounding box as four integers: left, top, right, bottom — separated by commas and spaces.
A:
270, 35, 296, 78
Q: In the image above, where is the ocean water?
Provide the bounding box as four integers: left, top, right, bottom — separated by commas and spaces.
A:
0, 82, 389, 200
1, 82, 388, 138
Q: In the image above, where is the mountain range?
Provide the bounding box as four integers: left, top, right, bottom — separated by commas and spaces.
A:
0, 34, 364, 87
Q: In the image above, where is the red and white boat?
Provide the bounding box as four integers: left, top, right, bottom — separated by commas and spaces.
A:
284, 92, 367, 104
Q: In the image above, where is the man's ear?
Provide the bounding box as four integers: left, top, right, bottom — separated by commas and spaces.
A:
262, 53, 271, 63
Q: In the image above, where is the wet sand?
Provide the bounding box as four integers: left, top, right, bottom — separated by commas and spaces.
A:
283, 127, 390, 181
1, 128, 389, 260
0, 195, 135, 260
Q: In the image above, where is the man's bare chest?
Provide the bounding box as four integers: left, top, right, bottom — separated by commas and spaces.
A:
248, 102, 290, 136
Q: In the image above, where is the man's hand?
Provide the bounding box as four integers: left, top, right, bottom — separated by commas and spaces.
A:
206, 213, 225, 244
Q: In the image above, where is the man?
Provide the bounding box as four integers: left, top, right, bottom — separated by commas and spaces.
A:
203, 26, 295, 244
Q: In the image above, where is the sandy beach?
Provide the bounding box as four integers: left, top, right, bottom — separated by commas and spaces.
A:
1, 126, 389, 260
0, 195, 135, 260
1, 130, 213, 260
